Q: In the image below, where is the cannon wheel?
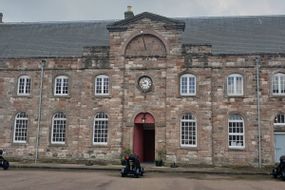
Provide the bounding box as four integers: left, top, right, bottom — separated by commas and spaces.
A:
281, 171, 285, 180
2, 160, 9, 170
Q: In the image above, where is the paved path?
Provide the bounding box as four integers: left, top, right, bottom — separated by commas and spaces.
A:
0, 169, 284, 190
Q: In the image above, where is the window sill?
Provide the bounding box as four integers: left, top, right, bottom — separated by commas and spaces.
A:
12, 142, 27, 146
180, 146, 198, 150
91, 143, 108, 147
13, 95, 33, 99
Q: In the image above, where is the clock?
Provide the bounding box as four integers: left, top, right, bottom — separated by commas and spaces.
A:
138, 76, 152, 92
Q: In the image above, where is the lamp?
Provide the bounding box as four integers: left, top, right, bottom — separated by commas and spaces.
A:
141, 112, 146, 123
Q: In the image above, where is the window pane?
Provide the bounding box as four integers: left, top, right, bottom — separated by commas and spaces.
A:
228, 114, 244, 148
93, 112, 108, 144
181, 113, 196, 146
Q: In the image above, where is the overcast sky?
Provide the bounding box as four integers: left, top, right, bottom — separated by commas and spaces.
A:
1, 0, 285, 22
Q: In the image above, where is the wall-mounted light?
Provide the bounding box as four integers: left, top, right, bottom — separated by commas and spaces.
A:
141, 112, 146, 123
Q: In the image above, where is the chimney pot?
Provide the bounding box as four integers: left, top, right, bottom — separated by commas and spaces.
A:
124, 6, 134, 19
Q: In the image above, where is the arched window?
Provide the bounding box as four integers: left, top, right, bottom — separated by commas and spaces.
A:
17, 75, 31, 96
93, 112, 108, 144
95, 75, 109, 96
180, 113, 197, 147
272, 73, 285, 95
51, 112, 66, 144
274, 113, 285, 126
13, 112, 28, 143
54, 76, 69, 96
227, 74, 243, 96
180, 74, 196, 96
228, 114, 245, 148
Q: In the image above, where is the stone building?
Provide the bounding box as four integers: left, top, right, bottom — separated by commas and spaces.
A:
1, 9, 285, 167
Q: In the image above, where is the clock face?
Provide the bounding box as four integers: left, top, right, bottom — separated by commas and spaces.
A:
138, 76, 152, 91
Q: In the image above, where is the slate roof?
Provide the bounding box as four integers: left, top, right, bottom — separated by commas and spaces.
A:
0, 14, 285, 58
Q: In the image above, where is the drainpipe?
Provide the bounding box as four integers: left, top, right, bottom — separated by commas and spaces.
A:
256, 56, 262, 168
35, 60, 45, 163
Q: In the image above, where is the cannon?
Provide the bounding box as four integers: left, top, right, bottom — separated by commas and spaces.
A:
121, 154, 144, 177
0, 150, 9, 170
272, 155, 285, 180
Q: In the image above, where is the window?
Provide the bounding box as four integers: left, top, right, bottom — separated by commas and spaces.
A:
274, 113, 285, 126
13, 112, 28, 143
272, 73, 285, 95
227, 74, 243, 96
54, 76, 69, 96
93, 112, 108, 145
95, 75, 109, 95
180, 113, 197, 147
228, 114, 245, 148
17, 75, 31, 96
51, 112, 66, 144
180, 74, 196, 96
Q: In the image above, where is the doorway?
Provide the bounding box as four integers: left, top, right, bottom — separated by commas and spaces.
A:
133, 112, 155, 162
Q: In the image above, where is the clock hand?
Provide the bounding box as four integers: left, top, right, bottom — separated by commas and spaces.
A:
142, 35, 147, 50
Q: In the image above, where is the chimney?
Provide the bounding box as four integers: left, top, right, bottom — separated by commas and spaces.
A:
0, 13, 3, 23
124, 6, 134, 19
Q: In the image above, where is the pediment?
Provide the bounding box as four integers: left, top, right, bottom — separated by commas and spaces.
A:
107, 12, 185, 32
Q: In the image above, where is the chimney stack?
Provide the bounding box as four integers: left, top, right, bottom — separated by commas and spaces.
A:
0, 13, 3, 23
124, 6, 134, 19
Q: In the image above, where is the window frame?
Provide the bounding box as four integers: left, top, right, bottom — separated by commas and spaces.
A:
228, 114, 245, 149
93, 112, 108, 145
274, 113, 285, 126
95, 75, 110, 96
272, 73, 285, 96
180, 113, 197, 147
13, 112, 28, 143
227, 74, 244, 96
51, 112, 67, 145
17, 75, 31, 96
180, 74, 196, 96
54, 75, 69, 96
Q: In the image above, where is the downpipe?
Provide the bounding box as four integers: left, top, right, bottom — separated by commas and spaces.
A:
256, 56, 262, 168
35, 60, 45, 163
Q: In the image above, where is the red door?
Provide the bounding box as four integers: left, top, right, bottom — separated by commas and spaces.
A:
133, 112, 155, 162
133, 124, 144, 161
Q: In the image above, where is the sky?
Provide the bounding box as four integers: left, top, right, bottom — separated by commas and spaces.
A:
1, 0, 285, 22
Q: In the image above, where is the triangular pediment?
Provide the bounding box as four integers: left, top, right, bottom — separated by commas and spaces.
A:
107, 12, 185, 32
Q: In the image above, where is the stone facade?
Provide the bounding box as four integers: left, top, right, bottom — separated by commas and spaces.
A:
0, 12, 285, 167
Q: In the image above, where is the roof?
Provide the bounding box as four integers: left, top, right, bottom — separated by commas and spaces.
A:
0, 14, 285, 58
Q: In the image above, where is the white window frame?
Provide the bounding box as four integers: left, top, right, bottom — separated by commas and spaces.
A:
180, 74, 196, 96
93, 112, 108, 145
95, 75, 109, 96
17, 75, 31, 96
180, 113, 197, 147
272, 73, 285, 96
13, 112, 28, 143
51, 112, 66, 144
228, 114, 245, 149
274, 113, 285, 126
54, 76, 69, 96
227, 74, 244, 96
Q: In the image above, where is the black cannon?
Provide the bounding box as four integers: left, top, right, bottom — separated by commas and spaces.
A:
0, 150, 9, 170
272, 155, 285, 180
121, 154, 144, 177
